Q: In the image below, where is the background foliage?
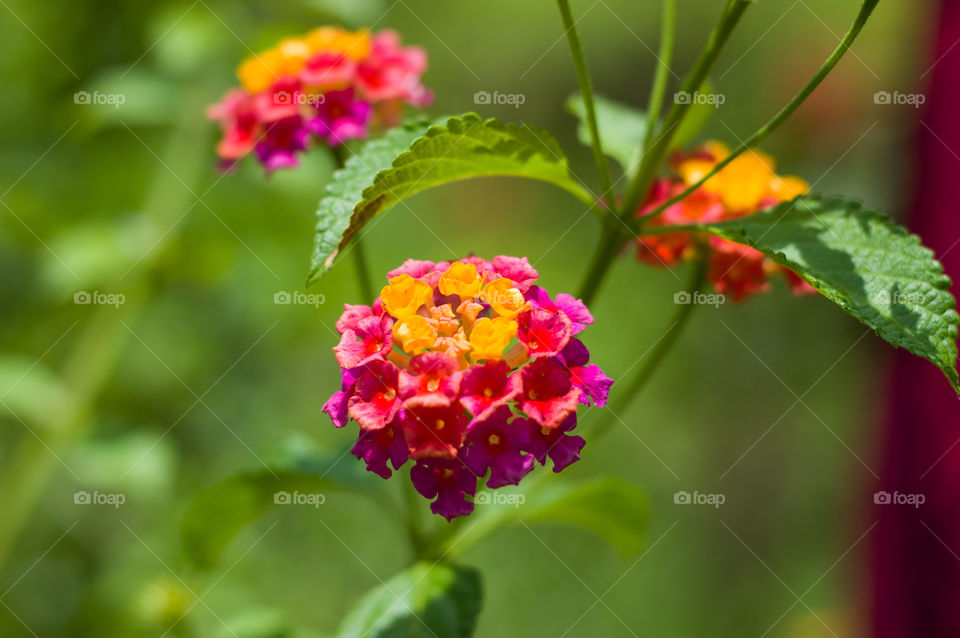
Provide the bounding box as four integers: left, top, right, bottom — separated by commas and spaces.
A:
0, 0, 930, 635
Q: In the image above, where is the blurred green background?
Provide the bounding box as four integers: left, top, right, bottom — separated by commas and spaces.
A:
0, 0, 929, 636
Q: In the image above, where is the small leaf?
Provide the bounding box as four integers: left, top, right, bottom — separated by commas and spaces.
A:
308, 113, 592, 284
700, 196, 960, 392
565, 93, 647, 179
451, 478, 648, 557
336, 562, 482, 638
520, 478, 649, 555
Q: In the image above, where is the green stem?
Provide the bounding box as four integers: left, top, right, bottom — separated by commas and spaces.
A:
621, 0, 753, 220
575, 0, 750, 303
591, 252, 707, 441
635, 0, 881, 228
402, 478, 429, 559
556, 0, 614, 207
350, 234, 375, 301
576, 223, 625, 305
642, 0, 677, 152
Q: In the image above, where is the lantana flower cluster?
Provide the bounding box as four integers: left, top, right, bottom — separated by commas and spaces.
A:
207, 27, 431, 172
636, 141, 816, 301
323, 256, 613, 520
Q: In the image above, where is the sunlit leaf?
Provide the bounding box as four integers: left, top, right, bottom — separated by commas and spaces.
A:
699, 196, 960, 391
308, 113, 592, 284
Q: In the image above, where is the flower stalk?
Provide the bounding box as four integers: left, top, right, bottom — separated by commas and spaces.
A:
556, 0, 615, 209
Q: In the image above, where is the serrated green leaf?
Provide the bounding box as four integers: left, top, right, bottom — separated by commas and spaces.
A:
700, 196, 960, 392
308, 113, 592, 284
565, 93, 647, 178
336, 562, 482, 638
309, 119, 433, 286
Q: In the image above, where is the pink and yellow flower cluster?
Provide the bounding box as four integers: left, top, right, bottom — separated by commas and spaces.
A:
636, 141, 816, 301
207, 27, 431, 172
323, 256, 613, 520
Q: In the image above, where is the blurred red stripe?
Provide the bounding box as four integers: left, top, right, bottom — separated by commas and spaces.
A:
870, 2, 960, 636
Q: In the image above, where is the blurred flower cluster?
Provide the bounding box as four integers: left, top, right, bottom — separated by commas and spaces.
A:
323, 257, 613, 520
636, 141, 816, 301
207, 27, 432, 172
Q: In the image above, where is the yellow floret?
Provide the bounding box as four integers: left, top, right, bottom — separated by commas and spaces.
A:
305, 27, 371, 60
379, 274, 434, 319
439, 261, 483, 299
480, 278, 530, 319
469, 317, 517, 361
394, 316, 438, 355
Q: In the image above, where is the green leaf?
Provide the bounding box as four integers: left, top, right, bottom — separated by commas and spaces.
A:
336, 562, 482, 638
446, 478, 648, 557
700, 196, 960, 392
520, 478, 649, 555
308, 113, 592, 284
309, 119, 432, 285
565, 93, 647, 178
